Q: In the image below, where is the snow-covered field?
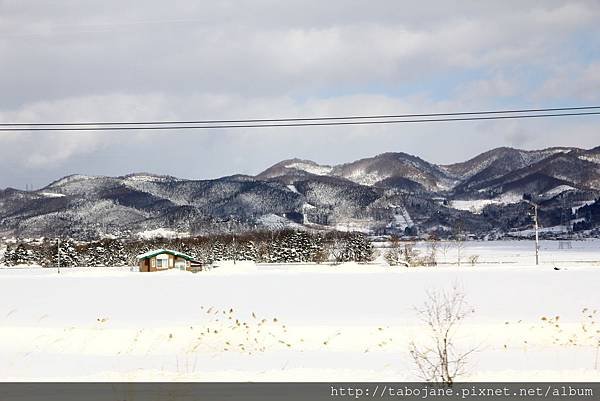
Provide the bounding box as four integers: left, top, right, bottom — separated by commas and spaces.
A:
1, 240, 599, 382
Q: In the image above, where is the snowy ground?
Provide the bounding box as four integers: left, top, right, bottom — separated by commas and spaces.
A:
1, 240, 599, 382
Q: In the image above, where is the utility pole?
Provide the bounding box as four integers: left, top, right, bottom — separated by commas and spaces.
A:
232, 233, 237, 265
227, 217, 236, 265
57, 237, 61, 274
533, 203, 539, 266
523, 196, 540, 265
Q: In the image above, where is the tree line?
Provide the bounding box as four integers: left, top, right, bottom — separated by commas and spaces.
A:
1, 230, 374, 267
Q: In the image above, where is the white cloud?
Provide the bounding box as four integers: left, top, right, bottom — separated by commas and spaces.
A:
0, 0, 599, 187
535, 62, 600, 102
455, 75, 520, 101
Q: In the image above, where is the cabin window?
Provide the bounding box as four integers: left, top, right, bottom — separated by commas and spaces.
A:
156, 254, 169, 269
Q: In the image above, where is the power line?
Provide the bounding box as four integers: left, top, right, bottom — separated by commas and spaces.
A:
2, 111, 600, 131
1, 105, 599, 127
0, 111, 599, 132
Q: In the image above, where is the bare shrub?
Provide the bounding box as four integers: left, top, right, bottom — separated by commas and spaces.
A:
467, 255, 479, 266
425, 240, 439, 266
385, 235, 408, 267
404, 242, 420, 265
385, 240, 437, 267
441, 242, 452, 264
384, 248, 405, 266
409, 285, 477, 384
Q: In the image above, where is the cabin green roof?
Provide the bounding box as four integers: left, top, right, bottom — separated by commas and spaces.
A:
136, 249, 195, 261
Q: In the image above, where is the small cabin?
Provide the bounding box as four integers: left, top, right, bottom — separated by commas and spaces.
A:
136, 249, 202, 272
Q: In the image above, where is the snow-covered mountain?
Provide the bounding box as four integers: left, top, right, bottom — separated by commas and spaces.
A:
258, 153, 455, 191
442, 147, 574, 179
257, 159, 333, 180
1, 146, 599, 238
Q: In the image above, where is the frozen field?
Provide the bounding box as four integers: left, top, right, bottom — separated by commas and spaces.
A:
0, 240, 599, 381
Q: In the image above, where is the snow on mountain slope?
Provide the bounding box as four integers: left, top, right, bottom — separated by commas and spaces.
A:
37, 192, 66, 198
122, 173, 181, 183
337, 169, 382, 186
542, 185, 577, 198
256, 158, 332, 180
257, 153, 455, 191
446, 147, 579, 196
42, 175, 122, 196
285, 161, 332, 176
330, 152, 456, 190
486, 152, 600, 193
257, 213, 303, 230
45, 174, 97, 187
136, 228, 190, 239
442, 147, 574, 180
579, 154, 600, 164
451, 192, 523, 214
577, 147, 600, 164
387, 204, 413, 229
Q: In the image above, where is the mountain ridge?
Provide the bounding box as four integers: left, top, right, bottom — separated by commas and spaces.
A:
1, 146, 599, 239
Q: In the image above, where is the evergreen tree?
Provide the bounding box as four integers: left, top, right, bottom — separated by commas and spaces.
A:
51, 238, 81, 267
4, 244, 33, 266
210, 240, 225, 262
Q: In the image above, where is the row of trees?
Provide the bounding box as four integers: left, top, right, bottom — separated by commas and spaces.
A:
382, 233, 477, 267
1, 230, 374, 267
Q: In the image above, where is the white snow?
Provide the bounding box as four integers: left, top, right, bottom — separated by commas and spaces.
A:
124, 173, 178, 183
136, 228, 190, 240
257, 214, 303, 230
47, 174, 96, 187
451, 193, 522, 214
572, 200, 596, 214
385, 205, 413, 229
285, 162, 332, 176
1, 240, 600, 381
520, 148, 572, 165
508, 226, 570, 237
451, 199, 499, 214
578, 154, 600, 164
135, 249, 193, 260
37, 192, 66, 198
542, 185, 577, 198
343, 169, 384, 186
333, 219, 373, 233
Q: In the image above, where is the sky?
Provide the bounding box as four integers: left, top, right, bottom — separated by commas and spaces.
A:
1, 0, 600, 189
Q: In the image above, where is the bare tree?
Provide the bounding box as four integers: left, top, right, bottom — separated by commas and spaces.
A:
385, 235, 408, 267
441, 241, 452, 264
403, 242, 419, 266
426, 239, 439, 266
409, 285, 477, 384
329, 234, 345, 265
453, 221, 466, 267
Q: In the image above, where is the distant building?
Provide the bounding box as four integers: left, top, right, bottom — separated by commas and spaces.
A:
136, 249, 202, 272
431, 197, 447, 206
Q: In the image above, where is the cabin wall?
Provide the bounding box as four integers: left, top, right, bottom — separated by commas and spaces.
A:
138, 258, 152, 272
138, 254, 191, 272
